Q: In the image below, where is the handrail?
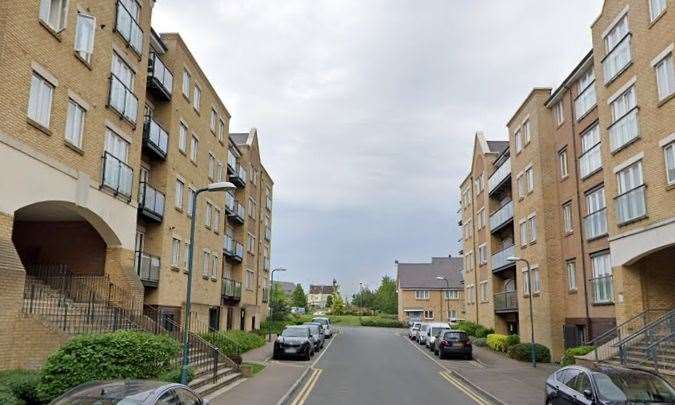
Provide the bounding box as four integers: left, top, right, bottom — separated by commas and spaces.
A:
612, 309, 674, 348
646, 330, 675, 352
587, 308, 668, 346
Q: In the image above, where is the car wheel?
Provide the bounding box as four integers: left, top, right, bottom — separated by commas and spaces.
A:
465, 353, 472, 360
439, 351, 445, 360
305, 350, 311, 361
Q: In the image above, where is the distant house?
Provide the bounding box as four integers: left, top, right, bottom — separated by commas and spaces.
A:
308, 285, 335, 309
274, 281, 298, 296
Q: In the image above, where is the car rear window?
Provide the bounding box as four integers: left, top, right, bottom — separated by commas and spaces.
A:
443, 331, 466, 340
282, 328, 308, 337
430, 327, 447, 336
593, 371, 675, 402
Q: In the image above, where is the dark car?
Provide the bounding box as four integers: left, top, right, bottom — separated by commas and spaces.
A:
273, 325, 315, 360
303, 322, 325, 350
434, 330, 472, 360
51, 380, 207, 404
545, 364, 675, 404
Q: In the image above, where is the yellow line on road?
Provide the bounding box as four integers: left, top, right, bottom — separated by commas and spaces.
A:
439, 371, 490, 405
291, 368, 322, 405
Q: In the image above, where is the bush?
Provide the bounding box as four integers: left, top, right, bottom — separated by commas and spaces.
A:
359, 317, 405, 328
505, 334, 520, 348
36, 331, 180, 402
0, 370, 40, 404
456, 321, 479, 336
561, 346, 594, 366
470, 337, 487, 347
200, 331, 265, 358
507, 343, 551, 363
474, 325, 495, 339
157, 367, 193, 384
486, 334, 509, 352
0, 385, 23, 405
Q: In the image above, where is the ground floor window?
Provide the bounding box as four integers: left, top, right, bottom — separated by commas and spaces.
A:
424, 310, 434, 319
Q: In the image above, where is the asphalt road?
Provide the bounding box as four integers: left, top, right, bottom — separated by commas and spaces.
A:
299, 326, 486, 405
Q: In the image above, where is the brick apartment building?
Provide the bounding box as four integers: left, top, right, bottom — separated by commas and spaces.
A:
0, 0, 273, 371
458, 0, 674, 362
396, 257, 464, 324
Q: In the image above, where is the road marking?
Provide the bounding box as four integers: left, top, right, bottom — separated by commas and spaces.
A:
439, 371, 490, 405
291, 368, 322, 405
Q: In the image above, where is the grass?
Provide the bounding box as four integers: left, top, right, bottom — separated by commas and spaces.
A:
242, 362, 266, 375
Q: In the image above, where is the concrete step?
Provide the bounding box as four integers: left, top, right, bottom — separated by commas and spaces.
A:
189, 366, 236, 390
191, 371, 241, 398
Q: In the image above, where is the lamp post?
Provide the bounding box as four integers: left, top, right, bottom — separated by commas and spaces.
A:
436, 276, 450, 322
181, 181, 236, 385
507, 256, 536, 368
359, 282, 363, 318
269, 267, 287, 342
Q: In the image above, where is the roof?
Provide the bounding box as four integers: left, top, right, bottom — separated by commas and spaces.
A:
486, 140, 509, 154
309, 285, 335, 295
230, 132, 249, 145
275, 281, 297, 296
397, 257, 463, 290
546, 50, 594, 107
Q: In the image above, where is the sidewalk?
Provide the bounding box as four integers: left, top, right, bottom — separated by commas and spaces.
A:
454, 346, 559, 405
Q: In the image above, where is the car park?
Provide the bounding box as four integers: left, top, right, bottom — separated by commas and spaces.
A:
434, 330, 472, 360
408, 322, 422, 340
426, 325, 451, 351
417, 323, 431, 345
312, 317, 333, 337
304, 322, 325, 350
51, 380, 208, 405
273, 325, 315, 361
545, 364, 675, 405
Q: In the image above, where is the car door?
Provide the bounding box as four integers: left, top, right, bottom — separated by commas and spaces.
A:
552, 368, 580, 405
568, 372, 594, 405
174, 387, 202, 405
155, 388, 180, 405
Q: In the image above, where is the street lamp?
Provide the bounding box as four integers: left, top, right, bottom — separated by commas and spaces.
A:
269, 267, 287, 342
507, 256, 537, 368
436, 276, 450, 322
181, 181, 236, 385
358, 282, 364, 318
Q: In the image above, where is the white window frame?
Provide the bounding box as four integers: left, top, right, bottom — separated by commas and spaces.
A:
175, 178, 184, 209
517, 173, 526, 199
522, 119, 531, 145
649, 0, 667, 22
575, 68, 597, 120
615, 160, 646, 224
554, 101, 564, 125
580, 124, 602, 178
39, 0, 69, 32
515, 129, 523, 153
65, 98, 86, 148
415, 290, 430, 300
193, 84, 201, 112
526, 166, 534, 193
190, 135, 198, 163
566, 260, 577, 291
519, 220, 528, 247
28, 72, 55, 128
247, 233, 256, 254
445, 290, 460, 300
562, 202, 573, 234
479, 281, 489, 302
178, 121, 188, 153
664, 141, 675, 186
559, 149, 569, 179
210, 108, 217, 132
202, 249, 210, 277
182, 69, 191, 99
171, 237, 181, 267
528, 213, 537, 243
653, 50, 674, 102
74, 13, 96, 63
478, 243, 487, 265
205, 202, 213, 228
187, 187, 196, 217
531, 267, 541, 294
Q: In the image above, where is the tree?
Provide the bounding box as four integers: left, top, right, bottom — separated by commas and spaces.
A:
351, 288, 376, 310
325, 294, 333, 308
374, 276, 398, 314
290, 284, 308, 310
270, 283, 290, 321
330, 293, 345, 315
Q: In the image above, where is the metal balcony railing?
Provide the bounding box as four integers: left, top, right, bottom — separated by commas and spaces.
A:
224, 236, 244, 262
583, 207, 607, 240
227, 202, 245, 224
136, 251, 160, 287
101, 152, 133, 199
489, 200, 513, 232
615, 184, 646, 225
227, 151, 238, 172
143, 118, 169, 159
488, 157, 511, 195
579, 142, 602, 179
225, 192, 236, 214
494, 291, 518, 312
115, 0, 143, 55
138, 182, 165, 222
229, 165, 247, 187
147, 52, 173, 100
603, 34, 631, 84
590, 274, 614, 304
609, 108, 639, 152
109, 74, 138, 124
491, 245, 515, 272
221, 278, 242, 301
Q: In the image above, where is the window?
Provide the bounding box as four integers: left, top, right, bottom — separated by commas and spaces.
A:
193, 85, 201, 111
559, 149, 569, 178
190, 136, 198, 162
27, 72, 54, 128
415, 290, 430, 300
616, 160, 646, 223
515, 129, 523, 153
580, 124, 601, 178
476, 208, 485, 229
211, 255, 219, 278
202, 250, 210, 277
603, 14, 631, 83
566, 261, 577, 291
464, 220, 472, 240
445, 290, 460, 300
183, 242, 190, 269
217, 119, 225, 142
525, 166, 534, 193
213, 208, 221, 233
187, 187, 196, 217
182, 69, 191, 98
247, 234, 256, 254
562, 202, 573, 234
474, 174, 484, 194
523, 266, 540, 295
665, 142, 675, 185
205, 202, 213, 228
478, 244, 487, 265
591, 252, 613, 304
74, 13, 96, 63
175, 179, 184, 209
424, 310, 434, 319
609, 85, 638, 152
655, 52, 674, 101
39, 0, 68, 31
102, 129, 132, 197
554, 102, 564, 125
465, 251, 474, 271
178, 121, 188, 153
115, 0, 142, 54
217, 161, 224, 181
249, 197, 257, 219
210, 109, 217, 132
245, 270, 255, 289
65, 99, 85, 148
448, 310, 457, 320
479, 281, 488, 302
528, 215, 537, 243
517, 173, 526, 199
585, 187, 607, 239
110, 54, 137, 123
520, 220, 528, 247
575, 69, 597, 120
171, 238, 181, 267
208, 153, 216, 180
522, 120, 531, 145
649, 0, 667, 21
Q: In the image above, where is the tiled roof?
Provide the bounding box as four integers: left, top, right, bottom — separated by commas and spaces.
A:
397, 257, 463, 289
486, 140, 509, 154
230, 132, 249, 145
309, 285, 335, 295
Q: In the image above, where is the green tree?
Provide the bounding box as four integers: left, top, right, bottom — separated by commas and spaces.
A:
270, 283, 290, 321
351, 288, 376, 309
290, 284, 308, 309
374, 276, 398, 314
325, 294, 333, 308
330, 293, 345, 315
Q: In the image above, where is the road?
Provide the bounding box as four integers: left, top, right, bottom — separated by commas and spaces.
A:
292, 326, 491, 405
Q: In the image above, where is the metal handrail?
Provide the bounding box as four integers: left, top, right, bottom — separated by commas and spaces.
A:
613, 309, 674, 349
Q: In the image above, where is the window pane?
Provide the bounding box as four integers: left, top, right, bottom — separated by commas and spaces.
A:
65, 100, 85, 147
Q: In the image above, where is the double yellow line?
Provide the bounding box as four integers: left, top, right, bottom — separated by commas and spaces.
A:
291, 367, 322, 405
439, 370, 491, 405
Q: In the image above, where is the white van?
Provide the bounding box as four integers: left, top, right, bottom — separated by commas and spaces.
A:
424, 322, 452, 350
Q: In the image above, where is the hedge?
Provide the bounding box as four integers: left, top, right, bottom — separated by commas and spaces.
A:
456, 321, 494, 338
0, 370, 40, 405
0, 385, 23, 405
359, 317, 406, 328
561, 346, 594, 366
200, 331, 265, 358
36, 331, 180, 402
507, 343, 551, 363
505, 334, 520, 348
486, 334, 509, 352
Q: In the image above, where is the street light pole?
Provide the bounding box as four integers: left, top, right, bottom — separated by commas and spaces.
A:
436, 276, 450, 322
359, 282, 363, 318
269, 268, 286, 342
181, 182, 236, 385
508, 256, 537, 368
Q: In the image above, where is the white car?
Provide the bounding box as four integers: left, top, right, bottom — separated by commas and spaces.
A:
425, 324, 452, 350
312, 317, 333, 337
408, 322, 422, 340
417, 323, 431, 345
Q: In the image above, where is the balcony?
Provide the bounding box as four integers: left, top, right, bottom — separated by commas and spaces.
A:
221, 278, 242, 304
227, 151, 238, 173
224, 236, 244, 263
609, 108, 639, 153
147, 52, 173, 101
602, 34, 631, 85
224, 192, 236, 215
590, 274, 614, 304
488, 157, 511, 196
491, 245, 516, 273
579, 143, 602, 179
227, 202, 245, 225
115, 0, 143, 55
229, 165, 247, 188
101, 152, 133, 200
489, 200, 513, 233
615, 184, 646, 225
262, 288, 269, 304
494, 291, 518, 313
142, 118, 169, 160
109, 74, 138, 124
138, 182, 165, 222
136, 251, 160, 288
583, 207, 607, 240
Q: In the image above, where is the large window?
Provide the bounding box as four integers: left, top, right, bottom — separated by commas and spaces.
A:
609, 85, 638, 152
585, 187, 607, 239
566, 261, 577, 291
415, 290, 430, 300
445, 290, 460, 300
562, 202, 573, 234
654, 52, 674, 101
103, 129, 132, 197
479, 281, 488, 302
559, 149, 569, 179
27, 72, 54, 128
603, 14, 631, 83
110, 53, 138, 123
115, 0, 143, 54
39, 0, 68, 32
616, 160, 646, 224
74, 13, 96, 63
478, 244, 487, 265
649, 0, 667, 21
519, 220, 528, 247
65, 99, 85, 148
665, 142, 675, 185
575, 69, 596, 120
579, 124, 601, 178
175, 179, 184, 209
523, 266, 541, 295
591, 252, 613, 304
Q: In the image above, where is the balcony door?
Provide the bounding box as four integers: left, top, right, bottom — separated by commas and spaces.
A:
134, 230, 144, 273
209, 307, 220, 331
503, 278, 515, 292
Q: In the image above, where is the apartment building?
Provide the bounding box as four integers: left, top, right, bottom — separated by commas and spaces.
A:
0, 0, 273, 370
308, 285, 336, 309
396, 257, 464, 324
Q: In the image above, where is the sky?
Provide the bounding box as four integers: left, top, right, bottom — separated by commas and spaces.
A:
152, 1, 603, 299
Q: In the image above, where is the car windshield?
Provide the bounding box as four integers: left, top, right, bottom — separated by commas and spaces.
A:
420, 325, 429, 331
443, 332, 467, 340
431, 327, 447, 336
313, 318, 328, 325
593, 371, 675, 403
282, 328, 308, 337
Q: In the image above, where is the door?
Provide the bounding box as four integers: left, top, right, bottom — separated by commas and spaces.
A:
134, 231, 144, 274
240, 308, 246, 330
209, 307, 220, 331
251, 315, 256, 330
226, 307, 234, 330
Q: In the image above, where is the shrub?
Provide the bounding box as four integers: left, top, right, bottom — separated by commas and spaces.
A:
456, 321, 479, 336
0, 385, 23, 405
561, 346, 594, 366
486, 334, 509, 352
158, 367, 193, 384
200, 331, 265, 358
470, 337, 487, 347
36, 331, 180, 402
0, 370, 40, 404
507, 343, 551, 363
505, 334, 520, 348
474, 326, 495, 339
359, 317, 406, 328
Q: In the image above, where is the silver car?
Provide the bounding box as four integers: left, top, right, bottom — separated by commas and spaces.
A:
51, 380, 208, 404
304, 322, 325, 350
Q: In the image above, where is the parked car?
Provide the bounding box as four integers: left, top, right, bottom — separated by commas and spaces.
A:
51, 380, 208, 405
417, 323, 431, 345
408, 322, 422, 340
312, 317, 333, 337
426, 325, 452, 350
545, 364, 675, 405
304, 322, 325, 350
273, 325, 315, 360
434, 330, 472, 360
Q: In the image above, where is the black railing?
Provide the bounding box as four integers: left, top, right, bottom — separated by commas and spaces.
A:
147, 52, 173, 100
101, 152, 133, 200
135, 251, 160, 287
229, 165, 247, 188
143, 118, 169, 160
222, 278, 242, 301
614, 184, 647, 225
138, 182, 165, 222
115, 0, 144, 55
616, 310, 675, 368
494, 291, 518, 312
109, 74, 138, 124
227, 202, 245, 225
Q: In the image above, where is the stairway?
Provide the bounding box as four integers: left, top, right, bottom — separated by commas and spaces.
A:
607, 340, 675, 374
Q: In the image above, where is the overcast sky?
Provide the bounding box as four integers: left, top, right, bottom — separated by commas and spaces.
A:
153, 1, 603, 299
